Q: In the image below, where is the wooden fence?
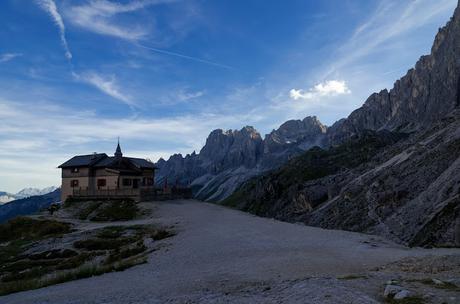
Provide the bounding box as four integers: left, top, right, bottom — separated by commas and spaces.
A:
72, 187, 192, 201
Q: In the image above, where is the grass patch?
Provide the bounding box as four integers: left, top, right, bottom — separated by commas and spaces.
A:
105, 242, 147, 264
65, 199, 139, 222
28, 249, 78, 260
0, 217, 72, 243
77, 202, 103, 220
410, 278, 460, 291
0, 240, 30, 264
337, 274, 367, 280
0, 224, 173, 296
73, 237, 136, 251
0, 218, 73, 266
385, 296, 425, 304
150, 229, 175, 240
90, 200, 138, 222
96, 226, 125, 239
0, 256, 147, 296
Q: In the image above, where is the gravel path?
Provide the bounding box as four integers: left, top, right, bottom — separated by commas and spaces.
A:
2, 200, 459, 304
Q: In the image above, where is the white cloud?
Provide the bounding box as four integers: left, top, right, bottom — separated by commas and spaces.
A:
36, 0, 72, 60
290, 80, 351, 101
64, 0, 169, 41
0, 53, 22, 63
177, 89, 204, 102
0, 98, 262, 159
73, 72, 133, 106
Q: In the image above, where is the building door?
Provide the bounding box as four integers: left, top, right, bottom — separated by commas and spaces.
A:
133, 179, 139, 189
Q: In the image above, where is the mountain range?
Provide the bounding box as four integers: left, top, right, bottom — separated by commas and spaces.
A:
157, 2, 460, 247
0, 188, 61, 223
0, 186, 59, 204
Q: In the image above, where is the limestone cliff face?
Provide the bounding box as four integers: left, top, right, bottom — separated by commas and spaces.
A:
263, 116, 327, 154
328, 2, 460, 144
156, 118, 327, 201
200, 127, 263, 172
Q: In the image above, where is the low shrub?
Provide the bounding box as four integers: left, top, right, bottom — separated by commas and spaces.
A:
90, 199, 138, 222
73, 237, 136, 251
0, 217, 72, 243
0, 256, 147, 296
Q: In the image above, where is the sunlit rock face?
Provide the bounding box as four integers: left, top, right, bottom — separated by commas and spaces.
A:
156, 119, 328, 201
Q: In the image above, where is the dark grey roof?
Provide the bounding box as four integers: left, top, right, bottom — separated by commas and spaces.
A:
128, 157, 157, 169
59, 154, 156, 170
58, 153, 107, 168
92, 157, 116, 167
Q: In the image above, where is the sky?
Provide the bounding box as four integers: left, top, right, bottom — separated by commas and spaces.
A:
0, 0, 457, 193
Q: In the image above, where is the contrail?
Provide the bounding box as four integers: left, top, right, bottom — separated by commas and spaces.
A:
136, 43, 234, 70
36, 0, 72, 60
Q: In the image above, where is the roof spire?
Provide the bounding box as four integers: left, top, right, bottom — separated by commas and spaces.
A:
115, 138, 123, 159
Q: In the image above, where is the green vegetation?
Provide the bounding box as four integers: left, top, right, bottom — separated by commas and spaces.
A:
410, 278, 460, 291
385, 296, 425, 304
64, 199, 139, 222
0, 255, 147, 296
223, 130, 405, 215
91, 199, 138, 221
0, 217, 72, 243
337, 274, 367, 280
74, 237, 136, 251
0, 217, 72, 267
0, 222, 174, 296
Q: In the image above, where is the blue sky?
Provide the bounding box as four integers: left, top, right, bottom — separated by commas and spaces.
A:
0, 0, 457, 192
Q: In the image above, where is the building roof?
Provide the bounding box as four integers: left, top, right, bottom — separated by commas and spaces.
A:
58, 153, 108, 168
92, 156, 156, 169
128, 157, 156, 169
58, 143, 157, 170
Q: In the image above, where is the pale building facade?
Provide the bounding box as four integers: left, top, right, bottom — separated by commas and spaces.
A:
58, 143, 156, 202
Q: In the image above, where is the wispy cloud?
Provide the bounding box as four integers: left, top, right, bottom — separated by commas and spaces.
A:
73, 72, 133, 106
36, 0, 72, 60
137, 44, 234, 70
0, 53, 22, 63
177, 89, 204, 102
63, 1, 227, 69
324, 0, 456, 78
290, 80, 351, 101
65, 0, 169, 41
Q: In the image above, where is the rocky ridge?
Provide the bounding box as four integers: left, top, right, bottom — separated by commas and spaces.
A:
156, 117, 327, 201
222, 2, 460, 247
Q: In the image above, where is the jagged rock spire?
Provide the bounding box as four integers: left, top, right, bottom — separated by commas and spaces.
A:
115, 138, 123, 160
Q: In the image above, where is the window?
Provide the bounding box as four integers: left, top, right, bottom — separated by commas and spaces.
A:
72, 168, 79, 173
142, 177, 154, 186
71, 180, 79, 187
97, 179, 106, 187
123, 179, 132, 186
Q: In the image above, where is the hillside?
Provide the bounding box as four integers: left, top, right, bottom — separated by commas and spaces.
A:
0, 189, 61, 223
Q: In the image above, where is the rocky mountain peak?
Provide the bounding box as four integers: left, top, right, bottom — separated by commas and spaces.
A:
264, 116, 327, 154
327, 2, 460, 145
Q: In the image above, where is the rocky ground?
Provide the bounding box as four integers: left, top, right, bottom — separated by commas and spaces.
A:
1, 200, 458, 304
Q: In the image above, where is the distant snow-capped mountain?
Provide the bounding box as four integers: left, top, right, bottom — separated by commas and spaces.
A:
0, 192, 17, 204
15, 186, 59, 199
0, 186, 59, 204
